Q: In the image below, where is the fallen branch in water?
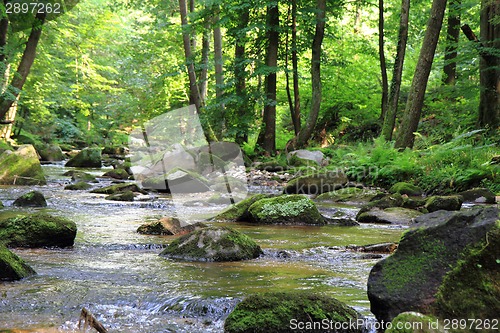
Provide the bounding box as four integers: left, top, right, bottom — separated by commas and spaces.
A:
78, 307, 108, 333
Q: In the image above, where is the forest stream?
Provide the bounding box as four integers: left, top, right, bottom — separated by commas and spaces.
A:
0, 163, 404, 333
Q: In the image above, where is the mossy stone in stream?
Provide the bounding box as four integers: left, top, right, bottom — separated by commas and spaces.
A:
224, 291, 364, 333
0, 144, 46, 185
458, 188, 496, 204
91, 183, 145, 195
0, 200, 3, 209
0, 244, 36, 281
248, 195, 325, 225
35, 143, 65, 162
64, 181, 92, 191
63, 170, 98, 183
102, 168, 130, 180
65, 147, 102, 168
316, 187, 382, 204
389, 182, 423, 196
160, 226, 262, 262
213, 194, 272, 222
0, 212, 77, 248
283, 171, 348, 195
13, 191, 47, 207
424, 195, 462, 212
105, 190, 135, 201
386, 312, 442, 333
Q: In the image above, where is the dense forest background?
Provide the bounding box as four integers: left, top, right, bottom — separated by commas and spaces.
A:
0, 0, 498, 194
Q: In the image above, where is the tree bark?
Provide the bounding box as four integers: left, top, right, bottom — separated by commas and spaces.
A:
234, 9, 250, 145
443, 0, 461, 85
199, 17, 210, 103
295, 0, 326, 148
395, 0, 447, 149
0, 1, 8, 64
0, 12, 46, 121
291, 0, 301, 135
213, 3, 225, 137
258, 2, 279, 154
379, 0, 389, 121
381, 0, 410, 141
478, 0, 500, 128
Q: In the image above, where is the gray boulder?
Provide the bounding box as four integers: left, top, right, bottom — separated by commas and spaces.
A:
36, 143, 65, 162
367, 207, 498, 324
284, 171, 348, 195
424, 195, 462, 212
13, 191, 47, 207
65, 147, 102, 168
287, 149, 324, 166
357, 207, 422, 225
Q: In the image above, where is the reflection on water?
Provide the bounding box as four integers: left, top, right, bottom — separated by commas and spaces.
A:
0, 164, 403, 332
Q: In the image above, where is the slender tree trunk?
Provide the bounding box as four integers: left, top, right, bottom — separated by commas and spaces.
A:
189, 0, 196, 51
0, 12, 46, 121
291, 0, 301, 134
179, 0, 202, 112
296, 0, 326, 148
199, 17, 210, 102
257, 2, 279, 154
443, 0, 461, 85
0, 2, 8, 65
213, 3, 225, 138
234, 9, 250, 145
379, 0, 389, 121
478, 0, 500, 128
395, 0, 447, 149
381, 0, 410, 141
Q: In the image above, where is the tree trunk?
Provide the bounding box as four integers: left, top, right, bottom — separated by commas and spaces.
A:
295, 0, 326, 148
443, 0, 461, 85
199, 18, 210, 102
379, 0, 389, 121
381, 0, 410, 141
0, 1, 8, 64
234, 9, 250, 145
291, 0, 301, 135
478, 0, 500, 128
395, 0, 447, 149
257, 2, 279, 154
213, 4, 225, 137
0, 12, 46, 121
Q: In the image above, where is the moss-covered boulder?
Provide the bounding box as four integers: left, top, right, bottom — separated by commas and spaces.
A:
389, 182, 423, 196
357, 207, 422, 225
0, 144, 46, 185
160, 226, 262, 262
283, 170, 348, 195
224, 291, 364, 333
424, 196, 462, 213
458, 188, 496, 204
65, 147, 102, 168
0, 212, 77, 248
386, 312, 443, 333
63, 170, 98, 183
91, 183, 145, 195
102, 168, 130, 180
0, 200, 3, 209
105, 190, 135, 201
142, 168, 210, 193
367, 207, 498, 324
36, 143, 65, 162
0, 245, 36, 281
64, 181, 92, 191
356, 194, 404, 219
137, 217, 206, 236
433, 224, 500, 321
13, 191, 47, 207
213, 194, 272, 222
316, 187, 382, 204
248, 195, 325, 225
287, 149, 324, 166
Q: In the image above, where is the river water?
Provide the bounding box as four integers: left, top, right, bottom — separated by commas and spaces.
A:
0, 163, 403, 332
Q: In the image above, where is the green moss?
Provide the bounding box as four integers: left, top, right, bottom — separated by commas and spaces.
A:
160, 226, 262, 262
105, 190, 135, 201
0, 212, 77, 248
248, 195, 325, 225
91, 183, 144, 195
316, 187, 381, 203
283, 171, 348, 195
224, 291, 362, 333
103, 168, 130, 180
424, 196, 462, 213
386, 312, 442, 333
64, 181, 92, 191
433, 226, 500, 322
389, 182, 423, 196
13, 191, 47, 207
214, 194, 272, 222
63, 170, 97, 183
0, 244, 36, 281
0, 145, 46, 185
65, 147, 102, 168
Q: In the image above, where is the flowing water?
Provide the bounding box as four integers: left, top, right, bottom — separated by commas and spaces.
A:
0, 163, 404, 332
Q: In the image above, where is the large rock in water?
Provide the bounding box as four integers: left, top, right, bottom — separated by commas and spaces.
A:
141, 168, 210, 193
224, 291, 365, 333
287, 149, 324, 166
65, 147, 102, 168
160, 226, 262, 262
137, 217, 205, 236
283, 170, 348, 195
248, 195, 325, 225
0, 245, 36, 281
0, 144, 46, 185
367, 207, 499, 324
356, 207, 422, 225
0, 212, 77, 248
36, 143, 65, 162
213, 194, 273, 222
13, 191, 47, 207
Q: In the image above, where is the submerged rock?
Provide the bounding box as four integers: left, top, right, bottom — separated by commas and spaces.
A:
283, 170, 348, 195
224, 291, 365, 333
357, 207, 422, 225
142, 168, 210, 193
91, 183, 145, 195
105, 190, 135, 201
0, 212, 77, 248
389, 182, 423, 196
0, 245, 36, 281
64, 181, 92, 191
102, 168, 130, 180
0, 144, 46, 185
65, 147, 102, 168
160, 226, 262, 262
424, 195, 462, 212
248, 195, 325, 225
64, 170, 98, 183
367, 207, 498, 324
458, 187, 496, 204
347, 242, 398, 254
13, 191, 47, 207
213, 194, 272, 222
137, 217, 205, 236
